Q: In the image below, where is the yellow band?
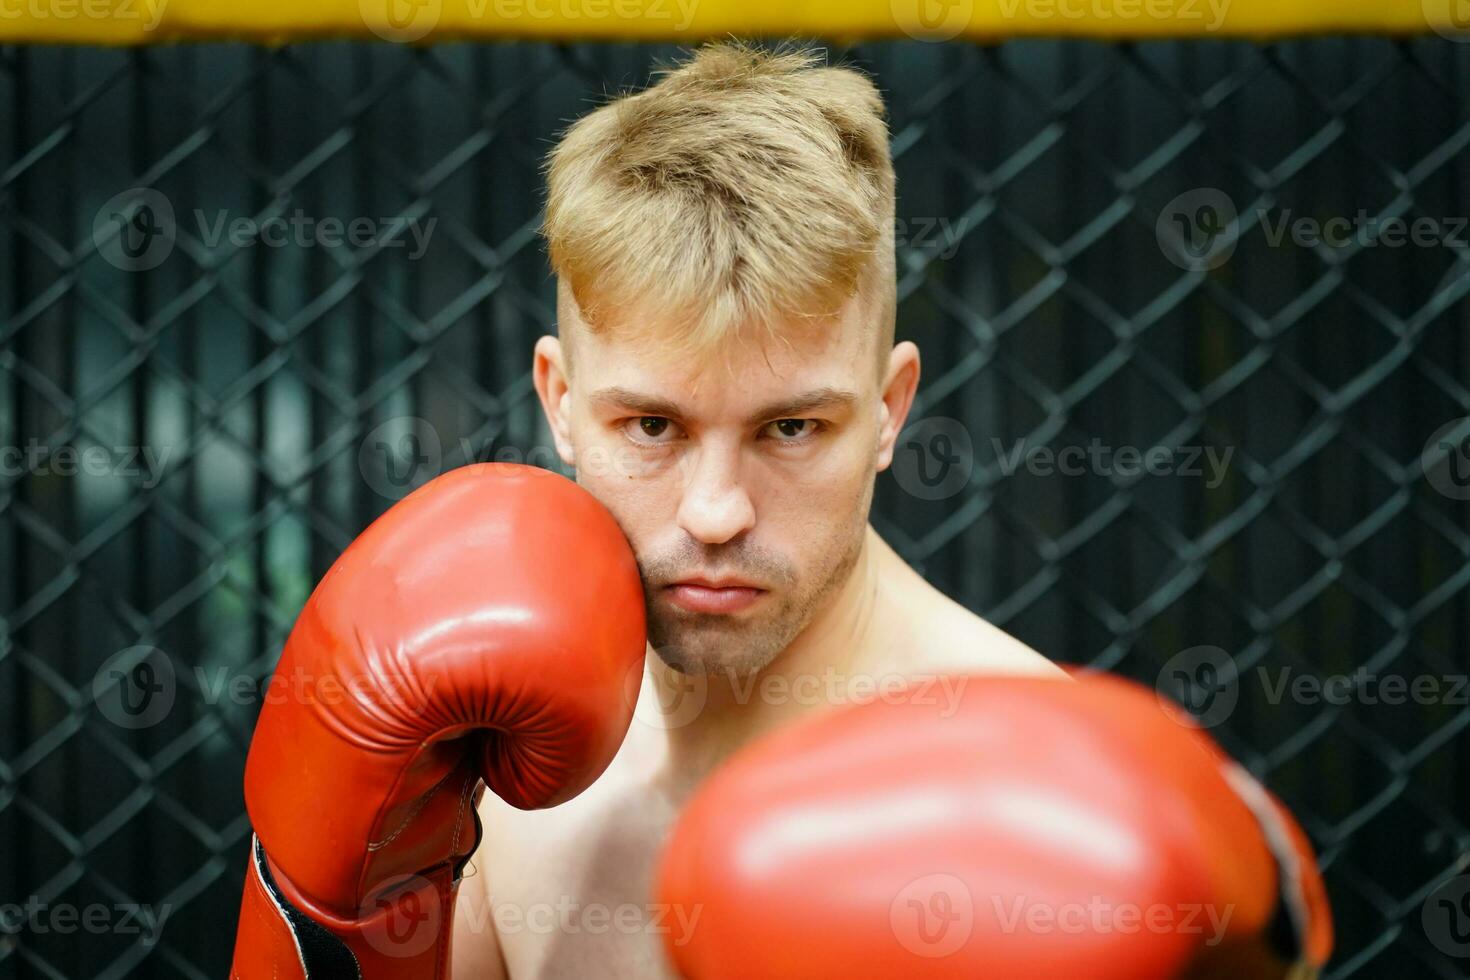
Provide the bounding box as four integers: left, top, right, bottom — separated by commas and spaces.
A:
0, 0, 1459, 46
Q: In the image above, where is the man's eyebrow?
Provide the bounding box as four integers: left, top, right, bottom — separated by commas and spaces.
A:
587, 387, 686, 419
744, 388, 859, 424
586, 386, 859, 424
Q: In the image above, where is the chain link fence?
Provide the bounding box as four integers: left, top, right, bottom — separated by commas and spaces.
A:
2, 35, 1468, 979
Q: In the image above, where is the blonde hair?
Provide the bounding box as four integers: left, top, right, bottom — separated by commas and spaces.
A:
543, 42, 896, 363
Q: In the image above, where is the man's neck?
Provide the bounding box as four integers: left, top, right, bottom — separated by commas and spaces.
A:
650, 525, 902, 792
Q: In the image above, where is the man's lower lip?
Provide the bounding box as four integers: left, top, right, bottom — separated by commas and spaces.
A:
665, 584, 765, 613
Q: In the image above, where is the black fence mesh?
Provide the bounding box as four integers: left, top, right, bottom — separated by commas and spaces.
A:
2, 36, 1468, 980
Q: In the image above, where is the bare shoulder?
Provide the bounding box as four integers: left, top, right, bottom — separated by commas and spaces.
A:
898, 583, 1066, 681
870, 529, 1064, 681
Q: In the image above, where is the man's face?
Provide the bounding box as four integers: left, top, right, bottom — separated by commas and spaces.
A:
538, 288, 907, 678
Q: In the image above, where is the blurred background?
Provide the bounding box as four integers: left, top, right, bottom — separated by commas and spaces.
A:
2, 17, 1469, 980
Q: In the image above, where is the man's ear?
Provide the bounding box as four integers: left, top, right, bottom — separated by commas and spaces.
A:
533, 334, 576, 468
875, 341, 920, 472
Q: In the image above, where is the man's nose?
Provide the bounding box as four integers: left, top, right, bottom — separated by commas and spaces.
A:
675, 442, 755, 546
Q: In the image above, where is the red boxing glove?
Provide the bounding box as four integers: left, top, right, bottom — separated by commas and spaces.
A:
657, 672, 1332, 980
230, 464, 646, 979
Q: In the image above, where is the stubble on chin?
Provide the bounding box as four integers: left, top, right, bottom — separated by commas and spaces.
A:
645, 527, 865, 679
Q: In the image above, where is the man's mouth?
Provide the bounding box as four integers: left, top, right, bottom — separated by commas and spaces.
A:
664, 577, 767, 614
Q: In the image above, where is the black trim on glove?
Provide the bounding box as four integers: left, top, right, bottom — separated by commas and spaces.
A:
252, 837, 362, 980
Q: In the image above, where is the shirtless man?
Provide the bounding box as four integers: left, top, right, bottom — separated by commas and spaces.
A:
449, 44, 1057, 977
229, 43, 1329, 980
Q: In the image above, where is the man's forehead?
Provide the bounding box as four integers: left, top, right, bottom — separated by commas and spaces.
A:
571, 327, 869, 421
555, 279, 879, 386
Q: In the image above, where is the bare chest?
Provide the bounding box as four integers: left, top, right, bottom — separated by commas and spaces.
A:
470, 743, 687, 979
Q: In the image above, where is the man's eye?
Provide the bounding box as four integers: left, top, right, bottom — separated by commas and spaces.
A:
626, 417, 678, 444
765, 419, 819, 441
